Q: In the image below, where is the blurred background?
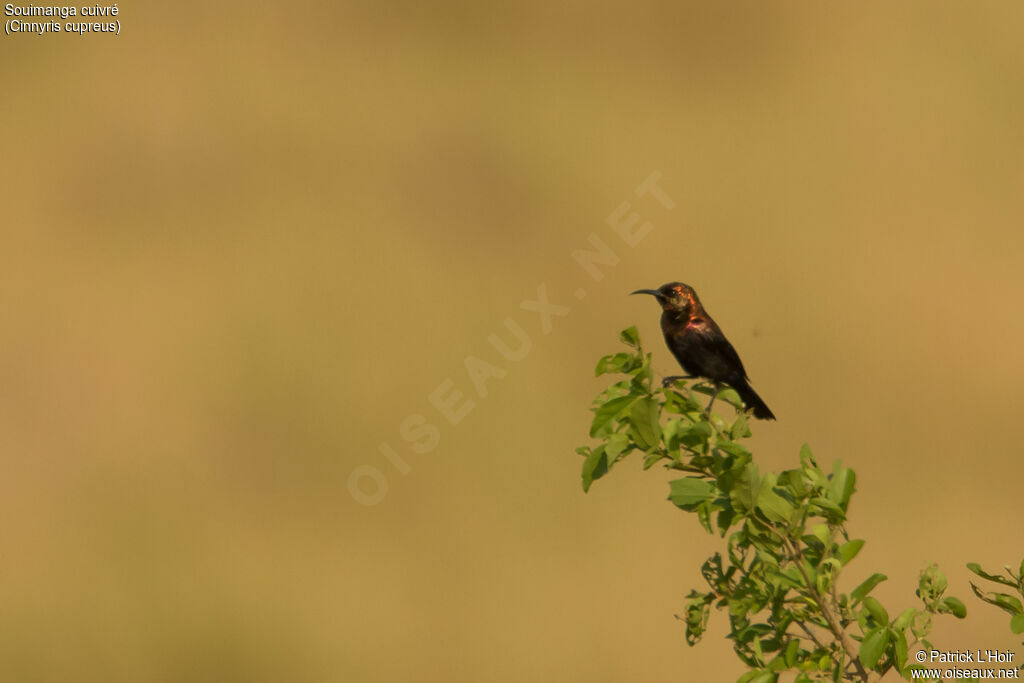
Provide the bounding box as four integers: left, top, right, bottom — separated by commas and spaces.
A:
2, 2, 1022, 681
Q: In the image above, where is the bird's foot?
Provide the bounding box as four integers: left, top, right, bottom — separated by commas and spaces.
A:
661, 375, 694, 388
704, 385, 721, 416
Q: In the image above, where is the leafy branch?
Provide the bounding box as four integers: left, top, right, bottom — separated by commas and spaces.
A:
968, 560, 1024, 668
577, 327, 973, 682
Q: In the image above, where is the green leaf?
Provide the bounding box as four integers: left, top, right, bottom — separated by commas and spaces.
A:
918, 564, 947, 603
893, 607, 918, 632
669, 477, 718, 510
764, 567, 803, 591
680, 591, 712, 645
969, 584, 1022, 616
826, 460, 856, 511
737, 670, 774, 683
863, 596, 889, 625
589, 395, 637, 436
808, 496, 846, 523
784, 638, 800, 666
729, 463, 763, 514
678, 420, 713, 449
838, 539, 865, 566
716, 386, 742, 409
694, 506, 714, 534
809, 523, 830, 547
939, 596, 967, 618
892, 629, 909, 670
619, 326, 641, 349
729, 413, 751, 440
767, 655, 788, 673
818, 559, 841, 593
966, 562, 1019, 588
663, 389, 700, 415
913, 614, 934, 641
757, 485, 794, 524
799, 444, 824, 481
715, 508, 736, 536
691, 383, 715, 397
604, 432, 630, 463
778, 469, 809, 499
851, 573, 888, 603
642, 451, 664, 470
581, 446, 608, 492
717, 440, 752, 459
590, 379, 632, 409
629, 355, 654, 389
1010, 614, 1024, 634
629, 397, 661, 450
661, 417, 681, 446
858, 627, 889, 670
595, 352, 638, 376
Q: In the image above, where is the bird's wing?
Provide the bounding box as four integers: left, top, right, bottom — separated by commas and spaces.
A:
705, 334, 749, 381
688, 319, 749, 381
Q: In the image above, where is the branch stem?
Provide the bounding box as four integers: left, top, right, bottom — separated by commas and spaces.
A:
783, 535, 872, 682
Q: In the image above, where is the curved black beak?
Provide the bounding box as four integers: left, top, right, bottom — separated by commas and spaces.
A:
631, 289, 662, 298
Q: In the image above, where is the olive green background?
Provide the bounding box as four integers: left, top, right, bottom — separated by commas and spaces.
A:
2, 3, 1022, 681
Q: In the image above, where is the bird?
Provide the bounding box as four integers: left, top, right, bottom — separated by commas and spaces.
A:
631, 282, 775, 420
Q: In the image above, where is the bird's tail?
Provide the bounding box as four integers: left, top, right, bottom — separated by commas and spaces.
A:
733, 379, 775, 420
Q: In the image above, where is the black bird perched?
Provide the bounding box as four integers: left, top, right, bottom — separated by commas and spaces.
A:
631, 282, 775, 420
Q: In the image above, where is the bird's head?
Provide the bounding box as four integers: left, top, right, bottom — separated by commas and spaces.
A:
631, 282, 700, 313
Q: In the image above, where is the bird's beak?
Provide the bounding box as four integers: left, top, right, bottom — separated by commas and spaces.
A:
630, 289, 662, 298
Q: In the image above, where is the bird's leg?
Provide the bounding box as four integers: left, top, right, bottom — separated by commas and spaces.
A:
661, 375, 695, 388
704, 383, 721, 415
